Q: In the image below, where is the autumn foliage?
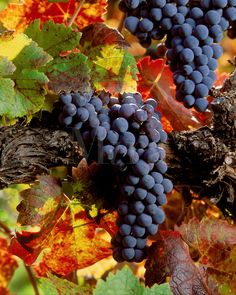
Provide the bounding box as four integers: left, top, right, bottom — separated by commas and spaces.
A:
0, 0, 235, 294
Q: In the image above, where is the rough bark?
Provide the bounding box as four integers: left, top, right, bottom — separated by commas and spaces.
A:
0, 73, 235, 214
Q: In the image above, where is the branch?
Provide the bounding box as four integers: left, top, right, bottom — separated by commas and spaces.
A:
0, 220, 12, 238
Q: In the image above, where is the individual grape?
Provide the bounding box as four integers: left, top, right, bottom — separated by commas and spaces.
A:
136, 135, 149, 149
151, 171, 163, 184
122, 235, 137, 248
91, 126, 107, 141
205, 10, 221, 25
124, 214, 137, 225
115, 144, 128, 158
180, 48, 194, 62
122, 248, 135, 260
88, 114, 100, 128
155, 160, 168, 174
90, 97, 103, 111
124, 16, 140, 33
131, 201, 145, 214
139, 18, 154, 32
112, 117, 129, 133
152, 207, 166, 224
119, 103, 135, 118
157, 194, 167, 205
183, 95, 195, 108
119, 224, 132, 236
61, 115, 73, 126
146, 204, 159, 215
63, 103, 77, 116
190, 71, 203, 83
162, 178, 174, 193
120, 132, 136, 147
60, 93, 72, 104
127, 147, 139, 164
147, 224, 159, 235
194, 98, 209, 112
106, 130, 119, 145
145, 192, 157, 205
152, 183, 164, 196
133, 160, 150, 176
134, 188, 147, 200
163, 3, 177, 17
143, 148, 160, 163
194, 25, 209, 40
195, 83, 209, 97
150, 8, 163, 21
137, 213, 152, 227
140, 175, 155, 190
126, 174, 140, 185
71, 92, 88, 107
132, 225, 146, 237
136, 238, 147, 249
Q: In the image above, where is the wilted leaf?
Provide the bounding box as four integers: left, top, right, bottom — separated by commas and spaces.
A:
137, 57, 204, 131
80, 24, 137, 93
0, 237, 18, 295
178, 218, 236, 294
94, 266, 172, 295
40, 273, 92, 295
10, 175, 113, 276
145, 231, 210, 295
0, 31, 52, 119
0, 0, 107, 32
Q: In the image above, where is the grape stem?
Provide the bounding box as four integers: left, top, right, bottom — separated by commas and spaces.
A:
68, 0, 85, 27
118, 13, 125, 32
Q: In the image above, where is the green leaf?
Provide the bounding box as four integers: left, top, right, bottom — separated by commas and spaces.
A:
93, 267, 172, 295
0, 32, 52, 120
40, 273, 92, 295
25, 20, 82, 58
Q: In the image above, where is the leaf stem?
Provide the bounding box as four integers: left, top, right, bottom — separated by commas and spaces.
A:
25, 265, 40, 295
68, 0, 85, 27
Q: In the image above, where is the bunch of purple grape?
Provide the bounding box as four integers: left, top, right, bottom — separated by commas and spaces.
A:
58, 90, 173, 262
120, 0, 236, 112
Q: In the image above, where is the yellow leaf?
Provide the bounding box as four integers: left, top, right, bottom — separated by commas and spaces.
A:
0, 32, 31, 60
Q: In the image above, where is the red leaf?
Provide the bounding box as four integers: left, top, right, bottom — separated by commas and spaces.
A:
137, 57, 205, 131
0, 0, 107, 32
145, 230, 211, 295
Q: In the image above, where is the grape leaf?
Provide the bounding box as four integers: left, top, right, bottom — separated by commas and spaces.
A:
80, 23, 138, 93
25, 20, 82, 58
94, 266, 172, 295
0, 237, 18, 295
137, 57, 204, 131
178, 218, 236, 295
40, 273, 92, 295
9, 175, 114, 276
0, 0, 107, 32
145, 231, 211, 295
25, 20, 90, 93
0, 31, 52, 119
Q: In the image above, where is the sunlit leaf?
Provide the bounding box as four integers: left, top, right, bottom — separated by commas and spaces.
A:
0, 0, 107, 32
9, 175, 114, 276
0, 31, 52, 119
80, 23, 138, 93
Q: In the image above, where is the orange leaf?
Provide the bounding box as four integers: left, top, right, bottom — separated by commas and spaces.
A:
34, 203, 112, 277
137, 57, 205, 131
0, 237, 18, 295
9, 175, 115, 276
0, 0, 107, 32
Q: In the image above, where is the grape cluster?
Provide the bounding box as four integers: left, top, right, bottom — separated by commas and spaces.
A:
120, 0, 236, 112
58, 91, 173, 262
